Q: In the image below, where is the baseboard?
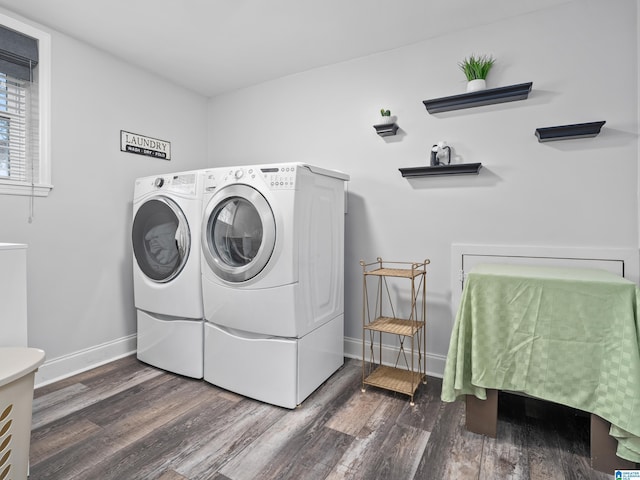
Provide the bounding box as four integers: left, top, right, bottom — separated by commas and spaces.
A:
34, 334, 137, 388
343, 336, 446, 378
34, 334, 444, 388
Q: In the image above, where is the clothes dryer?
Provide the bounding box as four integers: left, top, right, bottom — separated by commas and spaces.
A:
200, 163, 349, 408
132, 169, 208, 378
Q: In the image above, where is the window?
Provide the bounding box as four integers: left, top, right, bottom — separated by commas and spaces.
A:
0, 73, 31, 180
0, 13, 51, 197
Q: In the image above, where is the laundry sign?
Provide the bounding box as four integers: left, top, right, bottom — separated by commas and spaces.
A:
121, 130, 171, 160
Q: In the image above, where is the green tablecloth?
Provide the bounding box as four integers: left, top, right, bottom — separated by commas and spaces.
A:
441, 263, 640, 462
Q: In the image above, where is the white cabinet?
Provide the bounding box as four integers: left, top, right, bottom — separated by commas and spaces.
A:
0, 244, 28, 347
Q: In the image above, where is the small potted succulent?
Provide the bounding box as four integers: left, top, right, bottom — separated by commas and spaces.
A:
459, 54, 495, 92
378, 108, 394, 125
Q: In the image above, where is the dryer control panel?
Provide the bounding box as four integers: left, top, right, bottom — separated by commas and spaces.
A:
221, 168, 258, 183
217, 165, 299, 189
203, 169, 221, 193
260, 166, 297, 190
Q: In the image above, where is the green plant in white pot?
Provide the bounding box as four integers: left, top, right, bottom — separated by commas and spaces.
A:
459, 54, 495, 92
378, 108, 394, 125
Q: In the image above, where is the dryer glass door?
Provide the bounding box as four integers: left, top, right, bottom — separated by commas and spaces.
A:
202, 184, 275, 282
132, 197, 190, 282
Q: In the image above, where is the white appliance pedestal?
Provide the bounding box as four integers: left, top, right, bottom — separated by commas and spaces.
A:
136, 310, 204, 379
204, 315, 344, 409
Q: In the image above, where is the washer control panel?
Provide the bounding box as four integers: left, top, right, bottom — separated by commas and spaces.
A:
142, 172, 197, 195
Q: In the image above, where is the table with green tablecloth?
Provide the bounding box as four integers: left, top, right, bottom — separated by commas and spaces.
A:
441, 263, 640, 465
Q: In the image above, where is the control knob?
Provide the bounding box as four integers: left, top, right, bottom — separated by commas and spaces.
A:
235, 169, 244, 180
154, 177, 164, 188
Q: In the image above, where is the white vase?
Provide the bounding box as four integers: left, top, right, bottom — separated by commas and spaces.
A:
466, 79, 487, 92
378, 116, 394, 125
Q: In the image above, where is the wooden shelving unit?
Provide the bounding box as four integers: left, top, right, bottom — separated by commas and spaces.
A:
360, 258, 429, 405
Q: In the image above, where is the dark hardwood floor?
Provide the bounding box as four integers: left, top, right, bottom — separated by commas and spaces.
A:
29, 356, 614, 480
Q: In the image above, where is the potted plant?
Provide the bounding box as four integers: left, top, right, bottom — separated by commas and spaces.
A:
378, 108, 394, 125
459, 54, 495, 92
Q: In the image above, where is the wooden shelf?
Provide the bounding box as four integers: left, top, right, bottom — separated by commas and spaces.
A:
535, 121, 606, 142
373, 123, 399, 137
399, 163, 482, 177
363, 365, 424, 396
364, 317, 424, 336
422, 82, 533, 114
365, 267, 426, 278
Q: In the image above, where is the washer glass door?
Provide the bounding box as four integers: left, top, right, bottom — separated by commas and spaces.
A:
202, 184, 275, 282
132, 197, 190, 282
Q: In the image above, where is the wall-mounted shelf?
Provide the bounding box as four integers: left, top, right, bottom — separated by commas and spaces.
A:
399, 163, 482, 177
373, 123, 399, 137
535, 121, 606, 142
422, 82, 533, 114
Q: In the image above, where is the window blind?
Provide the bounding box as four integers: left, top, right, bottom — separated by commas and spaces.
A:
0, 24, 38, 81
0, 25, 38, 183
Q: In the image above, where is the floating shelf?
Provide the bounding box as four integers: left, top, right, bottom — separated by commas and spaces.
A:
422, 82, 533, 114
535, 121, 606, 142
373, 123, 399, 137
399, 163, 482, 177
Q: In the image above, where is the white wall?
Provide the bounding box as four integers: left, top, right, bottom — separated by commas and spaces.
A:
0, 0, 635, 382
207, 0, 638, 374
0, 9, 208, 380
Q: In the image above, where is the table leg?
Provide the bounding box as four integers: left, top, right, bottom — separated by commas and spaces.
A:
465, 389, 498, 438
590, 414, 637, 474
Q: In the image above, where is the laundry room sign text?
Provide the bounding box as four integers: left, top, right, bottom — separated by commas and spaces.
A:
121, 130, 171, 160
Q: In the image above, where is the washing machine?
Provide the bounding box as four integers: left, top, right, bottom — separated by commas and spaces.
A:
201, 163, 349, 408
132, 169, 209, 378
